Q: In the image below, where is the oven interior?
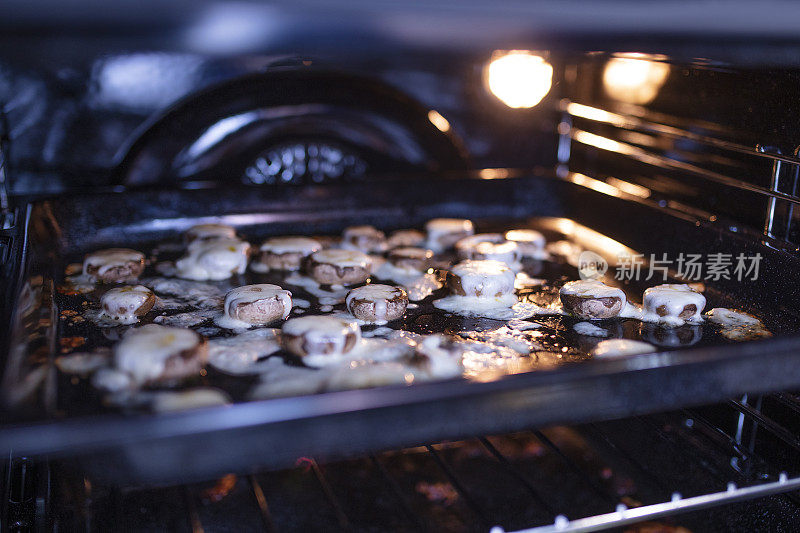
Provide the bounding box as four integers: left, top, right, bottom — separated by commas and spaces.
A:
5, 24, 800, 532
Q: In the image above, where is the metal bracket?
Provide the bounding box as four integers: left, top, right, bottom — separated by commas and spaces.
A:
758, 144, 800, 242
556, 110, 572, 178
758, 145, 782, 239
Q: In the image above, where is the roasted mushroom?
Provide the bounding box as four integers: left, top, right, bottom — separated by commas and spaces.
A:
254, 236, 322, 271
386, 229, 426, 249
446, 260, 516, 299
100, 285, 155, 324
114, 324, 208, 384
83, 248, 146, 283
560, 279, 627, 319
346, 284, 409, 322
281, 316, 362, 367
222, 284, 293, 326
425, 218, 475, 252
387, 247, 434, 272
341, 225, 387, 253
175, 238, 250, 281
305, 249, 372, 285
642, 284, 706, 325
184, 223, 237, 243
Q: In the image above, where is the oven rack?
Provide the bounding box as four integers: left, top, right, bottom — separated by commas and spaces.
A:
14, 391, 800, 532
558, 98, 800, 248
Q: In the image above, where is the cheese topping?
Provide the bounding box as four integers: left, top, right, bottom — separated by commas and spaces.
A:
310, 249, 372, 269
505, 229, 547, 258
705, 307, 761, 327
259, 236, 322, 255
387, 247, 434, 272
387, 229, 425, 248
642, 284, 706, 326
590, 339, 656, 358
560, 279, 626, 300
114, 324, 201, 384
346, 284, 406, 322
450, 259, 516, 298
100, 285, 153, 325
282, 315, 361, 364
505, 229, 546, 248
175, 238, 250, 280
151, 388, 231, 413
220, 284, 293, 328
455, 233, 505, 253
83, 248, 145, 276
185, 223, 237, 242
573, 322, 609, 337
470, 241, 520, 265
341, 225, 386, 252
425, 218, 475, 251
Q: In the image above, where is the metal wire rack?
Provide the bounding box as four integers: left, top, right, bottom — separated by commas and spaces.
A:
557, 99, 800, 248
9, 391, 795, 532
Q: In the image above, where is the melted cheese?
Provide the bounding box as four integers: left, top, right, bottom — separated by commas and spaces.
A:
208, 329, 281, 375
185, 223, 237, 242
433, 296, 539, 319
642, 284, 706, 326
590, 339, 656, 358
705, 308, 761, 327
373, 261, 442, 301
151, 388, 231, 412
175, 238, 250, 280
341, 225, 387, 252
450, 259, 516, 298
310, 249, 372, 269
259, 236, 321, 255
100, 285, 153, 325
454, 233, 505, 255
504, 229, 546, 258
573, 322, 609, 337
472, 241, 521, 268
56, 351, 110, 375
388, 247, 434, 272
83, 248, 144, 276
387, 229, 425, 248
325, 361, 417, 390
705, 308, 771, 341
220, 284, 292, 329
283, 272, 351, 303
282, 316, 361, 366
560, 279, 626, 301
346, 284, 406, 323
425, 218, 474, 251
114, 324, 201, 384
91, 368, 132, 392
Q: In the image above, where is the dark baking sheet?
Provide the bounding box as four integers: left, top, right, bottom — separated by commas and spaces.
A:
3, 173, 800, 485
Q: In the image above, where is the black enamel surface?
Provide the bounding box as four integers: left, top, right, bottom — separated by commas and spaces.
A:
3, 174, 800, 485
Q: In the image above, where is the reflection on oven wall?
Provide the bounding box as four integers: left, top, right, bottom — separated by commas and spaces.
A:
562, 53, 800, 247
0, 46, 559, 194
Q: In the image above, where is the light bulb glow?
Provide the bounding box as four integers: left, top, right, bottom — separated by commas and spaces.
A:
486, 51, 553, 109
602, 57, 670, 105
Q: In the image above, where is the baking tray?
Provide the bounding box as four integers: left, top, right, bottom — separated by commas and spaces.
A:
3, 171, 800, 485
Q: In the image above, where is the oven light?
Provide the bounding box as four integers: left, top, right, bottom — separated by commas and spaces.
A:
486, 51, 553, 108
427, 110, 451, 132
602, 56, 670, 105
